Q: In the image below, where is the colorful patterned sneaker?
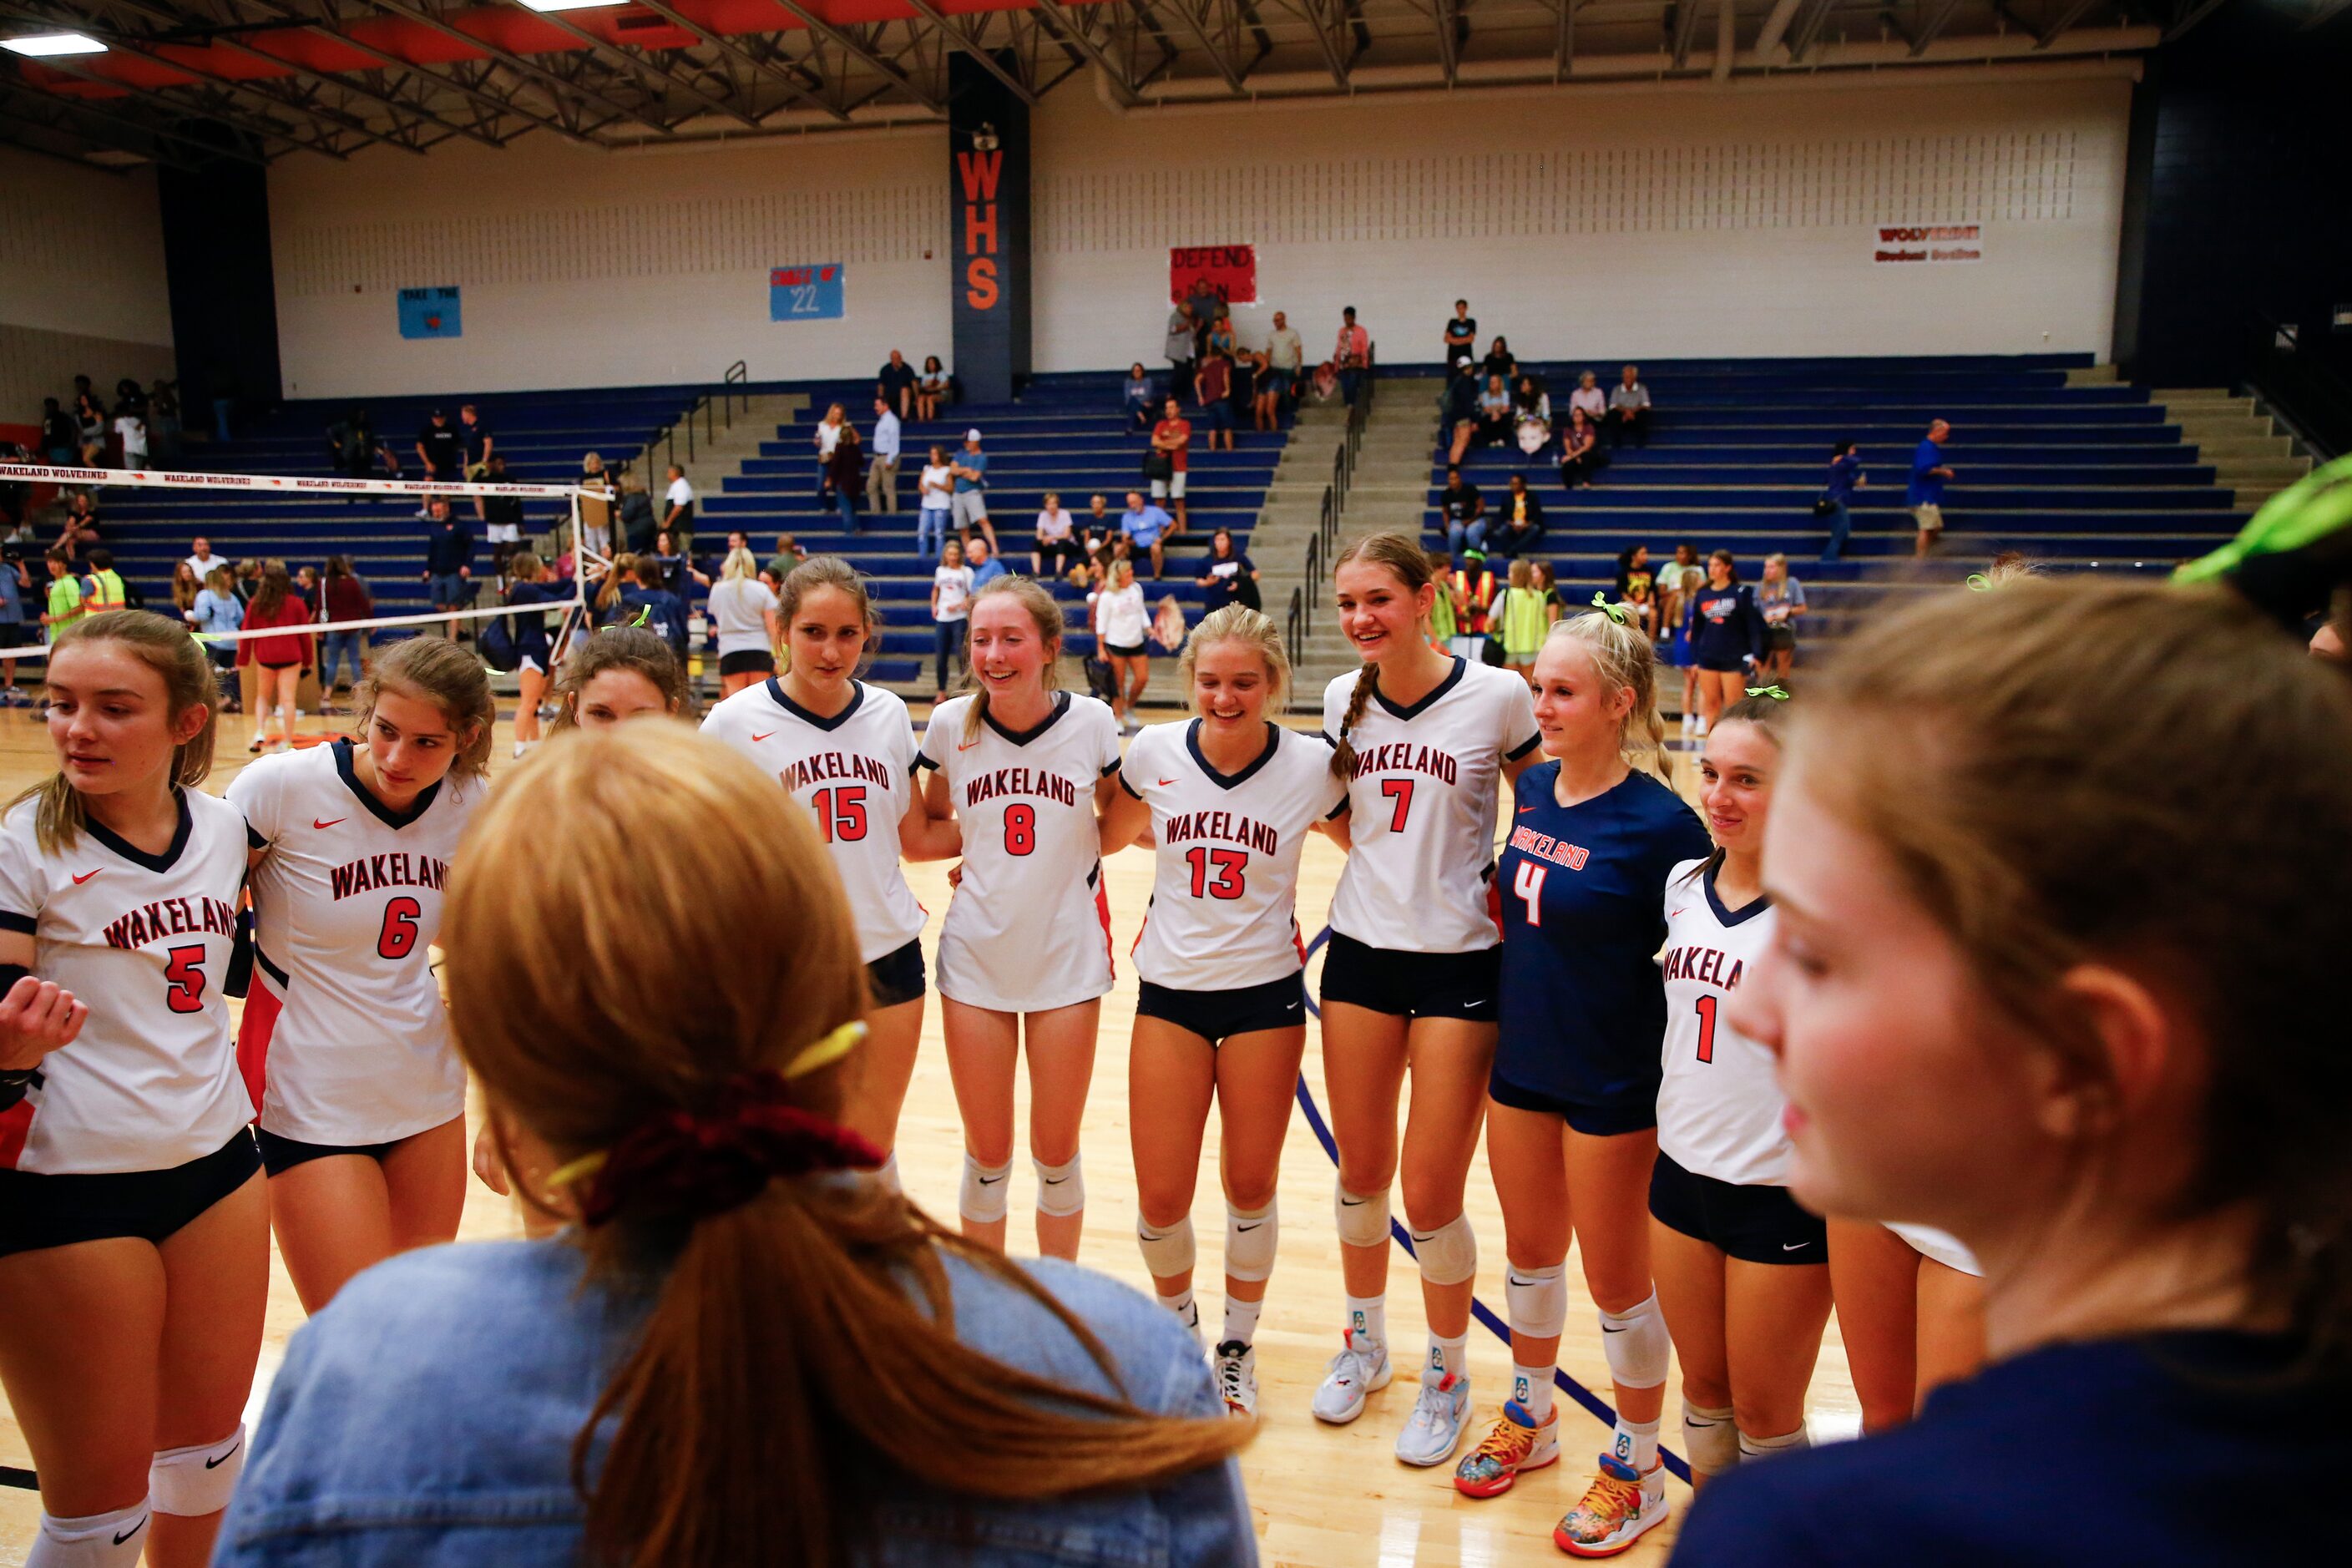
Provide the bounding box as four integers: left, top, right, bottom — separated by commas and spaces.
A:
1453, 1399, 1560, 1497
1309, 1330, 1393, 1424
1553, 1454, 1670, 1558
1213, 1340, 1257, 1419
1393, 1366, 1472, 1467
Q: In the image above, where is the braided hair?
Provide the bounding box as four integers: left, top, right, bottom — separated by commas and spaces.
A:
1326, 533, 1438, 785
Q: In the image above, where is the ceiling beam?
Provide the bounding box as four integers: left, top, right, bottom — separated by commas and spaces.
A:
1909, 0, 1965, 52
2, 42, 322, 157
2033, 0, 2102, 42
0, 79, 219, 167
358, 0, 668, 134
1753, 0, 1805, 51
0, 66, 264, 162
903, 0, 1035, 102
1671, 0, 1706, 65
764, 1, 943, 114
1164, 0, 1246, 90
623, 0, 847, 121
1030, 0, 1137, 104
1555, 0, 1574, 76
1787, 0, 1842, 55
511, 3, 758, 129
2164, 0, 2228, 38
1297, 0, 1353, 86
1432, 0, 1459, 83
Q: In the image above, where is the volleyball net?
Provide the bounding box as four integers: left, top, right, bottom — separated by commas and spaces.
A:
0, 460, 615, 666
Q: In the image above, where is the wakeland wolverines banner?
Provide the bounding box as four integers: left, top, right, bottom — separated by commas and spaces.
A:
948, 54, 1031, 405
1872, 224, 1985, 265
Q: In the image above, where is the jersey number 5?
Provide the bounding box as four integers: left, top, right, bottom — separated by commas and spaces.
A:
378, 897, 422, 961
810, 785, 868, 843
1512, 861, 1547, 925
1380, 777, 1414, 833
1004, 802, 1036, 856
164, 943, 207, 1013
1184, 846, 1247, 899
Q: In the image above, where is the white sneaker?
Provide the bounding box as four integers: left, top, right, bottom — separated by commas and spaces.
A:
1679, 711, 1695, 736
1214, 1340, 1257, 1419
1394, 1366, 1471, 1467
1310, 1331, 1392, 1424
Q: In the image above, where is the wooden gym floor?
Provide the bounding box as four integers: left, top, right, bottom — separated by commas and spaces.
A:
0, 697, 1864, 1566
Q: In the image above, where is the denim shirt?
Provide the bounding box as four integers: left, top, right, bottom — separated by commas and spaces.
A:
216, 1238, 1257, 1567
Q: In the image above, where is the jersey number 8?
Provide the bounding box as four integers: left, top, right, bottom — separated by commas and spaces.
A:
1004, 802, 1036, 857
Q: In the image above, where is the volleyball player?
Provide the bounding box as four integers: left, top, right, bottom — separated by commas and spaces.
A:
918, 577, 1122, 1261
500, 549, 567, 758
1675, 578, 2352, 1561
702, 557, 958, 1167
227, 636, 491, 1313
1458, 610, 1709, 1557
1646, 691, 1832, 1489
1826, 1218, 1985, 1433
1099, 604, 1348, 1414
0, 614, 260, 1568
546, 624, 686, 732
1316, 533, 1540, 1467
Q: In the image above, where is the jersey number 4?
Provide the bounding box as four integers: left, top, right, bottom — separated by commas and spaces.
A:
1184, 846, 1247, 899
810, 786, 869, 843
1512, 861, 1547, 924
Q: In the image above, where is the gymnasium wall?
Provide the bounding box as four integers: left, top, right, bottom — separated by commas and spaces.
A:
0, 144, 177, 424
264, 71, 2131, 398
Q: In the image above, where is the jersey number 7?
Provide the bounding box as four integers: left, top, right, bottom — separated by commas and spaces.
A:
1380, 777, 1414, 833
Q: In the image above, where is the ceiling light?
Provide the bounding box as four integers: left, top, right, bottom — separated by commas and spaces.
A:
516, 0, 625, 12
2, 32, 106, 57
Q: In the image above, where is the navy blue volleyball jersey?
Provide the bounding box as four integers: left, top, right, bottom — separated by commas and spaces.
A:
1670, 1332, 2352, 1566
1495, 763, 1712, 1109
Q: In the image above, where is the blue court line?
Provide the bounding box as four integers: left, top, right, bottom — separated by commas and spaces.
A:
1296, 926, 1693, 1485
2, 1464, 30, 1491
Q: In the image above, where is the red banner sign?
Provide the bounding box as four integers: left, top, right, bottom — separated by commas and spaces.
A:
1170, 245, 1257, 307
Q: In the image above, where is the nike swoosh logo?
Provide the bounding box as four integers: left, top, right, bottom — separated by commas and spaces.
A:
1782, 1242, 1812, 1252
1518, 803, 1539, 813
71, 869, 99, 884
1461, 999, 1487, 1009
958, 739, 981, 751
1236, 1222, 1264, 1232
1338, 1196, 1366, 1206
977, 1173, 1004, 1184
1043, 1176, 1069, 1184
205, 1437, 242, 1468
114, 1522, 147, 1545
751, 732, 776, 743
1157, 777, 1176, 786
1601, 1324, 1626, 1333
1286, 1002, 1302, 1011
312, 817, 346, 830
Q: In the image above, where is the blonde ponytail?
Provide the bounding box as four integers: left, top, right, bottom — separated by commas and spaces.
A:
1549, 611, 1668, 781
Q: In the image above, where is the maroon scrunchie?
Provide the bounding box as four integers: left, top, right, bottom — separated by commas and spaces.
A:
571, 1071, 884, 1227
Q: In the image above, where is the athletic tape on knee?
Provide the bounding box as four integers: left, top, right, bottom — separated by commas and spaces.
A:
150, 1424, 244, 1516
1682, 1399, 1740, 1476
1224, 1198, 1277, 1283
1504, 1262, 1568, 1341
1333, 1179, 1390, 1249
1407, 1211, 1478, 1287
1135, 1212, 1196, 1281
28, 1502, 149, 1568
1033, 1154, 1085, 1217
960, 1153, 1014, 1225
1598, 1292, 1672, 1390
1738, 1426, 1812, 1460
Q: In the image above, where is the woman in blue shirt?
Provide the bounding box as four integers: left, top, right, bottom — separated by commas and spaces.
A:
215, 724, 1255, 1568
1817, 441, 1864, 562
1671, 578, 2352, 1565
1124, 362, 1156, 430
1688, 550, 1765, 734
502, 550, 571, 757
1454, 610, 1710, 1558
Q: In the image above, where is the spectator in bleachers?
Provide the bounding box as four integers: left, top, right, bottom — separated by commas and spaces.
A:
39, 397, 74, 464
1034, 492, 1080, 579
868, 397, 902, 514
1567, 369, 1607, 427
618, 473, 656, 554
58, 490, 101, 560
1197, 527, 1258, 613
1448, 549, 1495, 662
239, 562, 315, 753
1513, 375, 1552, 454
149, 378, 181, 466
930, 538, 972, 701
417, 408, 464, 514
460, 402, 494, 519
1084, 492, 1115, 553
1475, 374, 1514, 449
662, 463, 696, 549
1909, 419, 1954, 558
1444, 301, 1477, 366
1150, 398, 1192, 534
320, 554, 374, 706
113, 377, 146, 417
1424, 549, 1459, 650
482, 453, 527, 583
1230, 344, 1260, 432
827, 422, 865, 534
1334, 306, 1372, 403
186, 535, 222, 580
1689, 549, 1765, 732
1817, 439, 1864, 561
72, 391, 105, 465
1443, 357, 1479, 467
0, 547, 26, 700
328, 407, 374, 476
878, 349, 918, 419
423, 498, 476, 640
40, 548, 83, 641
813, 402, 847, 503
1486, 472, 1547, 560
1165, 301, 1197, 402
917, 444, 953, 559
917, 356, 949, 420
1558, 407, 1605, 488
1095, 556, 1151, 734
1495, 558, 1547, 680
707, 548, 781, 700
169, 560, 201, 621
184, 564, 240, 696
967, 534, 1007, 593
1482, 336, 1517, 384
579, 453, 615, 559
652, 529, 709, 605
1263, 311, 1303, 422
764, 533, 807, 585
113, 408, 149, 472
1440, 467, 1485, 556
1606, 364, 1652, 449
951, 429, 997, 555
1121, 489, 1174, 581
1196, 346, 1236, 454
1205, 306, 1237, 362
1757, 551, 1806, 679
1124, 363, 1158, 431
1612, 544, 1652, 603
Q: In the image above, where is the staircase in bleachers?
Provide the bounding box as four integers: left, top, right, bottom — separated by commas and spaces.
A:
1413, 354, 2258, 653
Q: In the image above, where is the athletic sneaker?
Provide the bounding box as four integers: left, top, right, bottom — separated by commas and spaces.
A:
1309, 1330, 1392, 1424
1453, 1399, 1560, 1497
1553, 1454, 1670, 1558
1393, 1366, 1471, 1467
1213, 1340, 1257, 1419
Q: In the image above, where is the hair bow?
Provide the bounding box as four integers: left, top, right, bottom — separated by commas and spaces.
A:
1745, 685, 1790, 701
1590, 592, 1628, 625
1965, 574, 1994, 593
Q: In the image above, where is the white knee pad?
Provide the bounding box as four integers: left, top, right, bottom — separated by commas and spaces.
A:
1598, 1292, 1672, 1391
960, 1153, 1013, 1226
1738, 1425, 1812, 1461
1407, 1211, 1479, 1287
1504, 1262, 1568, 1341
1224, 1198, 1278, 1283
151, 1424, 245, 1516
874, 1151, 901, 1194
1136, 1212, 1196, 1282
1033, 1154, 1085, 1217
28, 1501, 149, 1567
1333, 1180, 1390, 1249
1682, 1399, 1740, 1477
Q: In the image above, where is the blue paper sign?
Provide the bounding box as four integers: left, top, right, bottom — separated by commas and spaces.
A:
398, 286, 462, 340
769, 263, 845, 321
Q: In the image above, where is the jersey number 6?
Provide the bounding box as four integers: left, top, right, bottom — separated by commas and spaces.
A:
378, 897, 422, 961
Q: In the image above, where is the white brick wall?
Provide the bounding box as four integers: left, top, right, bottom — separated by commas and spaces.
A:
0, 144, 175, 416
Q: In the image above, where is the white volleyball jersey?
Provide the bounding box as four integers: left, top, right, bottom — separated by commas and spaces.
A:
1890, 1222, 1985, 1277
1123, 721, 1348, 991
1323, 656, 1539, 953
919, 691, 1121, 1012
226, 740, 478, 1146
701, 679, 925, 964
1657, 858, 1789, 1187
0, 789, 250, 1174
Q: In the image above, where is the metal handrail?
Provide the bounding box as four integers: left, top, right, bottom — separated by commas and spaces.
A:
2245, 314, 2352, 460
1285, 585, 1305, 672
635, 359, 752, 478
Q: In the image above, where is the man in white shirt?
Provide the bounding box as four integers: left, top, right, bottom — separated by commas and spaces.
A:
185, 536, 221, 580
114, 412, 149, 471
1264, 311, 1304, 410
867, 398, 903, 514
663, 465, 695, 550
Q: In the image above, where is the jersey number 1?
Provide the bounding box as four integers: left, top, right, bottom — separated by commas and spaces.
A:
1693, 994, 1717, 1064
